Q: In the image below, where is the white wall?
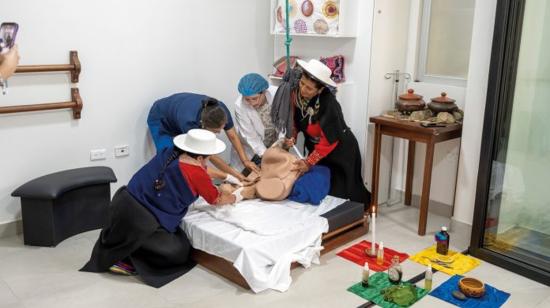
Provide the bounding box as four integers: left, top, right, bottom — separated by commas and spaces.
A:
397, 0, 466, 208
0, 0, 499, 230
453, 0, 498, 225
365, 0, 465, 208
400, 0, 498, 225
273, 0, 375, 182
367, 0, 498, 229
0, 0, 273, 224
364, 0, 411, 205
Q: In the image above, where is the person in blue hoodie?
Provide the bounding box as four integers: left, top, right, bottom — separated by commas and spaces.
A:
147, 93, 260, 183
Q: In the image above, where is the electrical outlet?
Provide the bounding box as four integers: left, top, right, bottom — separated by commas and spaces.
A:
90, 149, 107, 161
115, 145, 129, 157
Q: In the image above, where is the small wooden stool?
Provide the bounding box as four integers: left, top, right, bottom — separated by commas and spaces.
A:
11, 166, 117, 246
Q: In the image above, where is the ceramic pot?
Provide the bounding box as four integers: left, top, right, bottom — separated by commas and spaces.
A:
458, 277, 485, 298
395, 89, 426, 114
428, 92, 458, 114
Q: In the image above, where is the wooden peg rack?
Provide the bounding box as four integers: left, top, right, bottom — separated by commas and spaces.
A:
0, 51, 83, 119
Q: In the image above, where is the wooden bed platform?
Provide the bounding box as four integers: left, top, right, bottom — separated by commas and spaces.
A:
191, 215, 369, 290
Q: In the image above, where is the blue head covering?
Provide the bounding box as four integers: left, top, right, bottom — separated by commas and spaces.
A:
238, 73, 269, 97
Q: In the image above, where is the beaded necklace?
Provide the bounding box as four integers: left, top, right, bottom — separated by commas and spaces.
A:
296, 89, 320, 124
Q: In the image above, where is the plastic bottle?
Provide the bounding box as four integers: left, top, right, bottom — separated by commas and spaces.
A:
388, 255, 403, 284
424, 263, 433, 291
376, 241, 385, 265
435, 226, 450, 255
362, 262, 370, 288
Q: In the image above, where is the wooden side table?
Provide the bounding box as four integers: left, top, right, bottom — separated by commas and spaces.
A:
370, 116, 462, 235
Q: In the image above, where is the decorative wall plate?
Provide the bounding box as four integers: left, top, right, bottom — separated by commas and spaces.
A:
274, 0, 340, 35
277, 6, 283, 23
322, 1, 339, 19
289, 0, 298, 18
294, 19, 308, 33
301, 0, 314, 17
313, 19, 329, 34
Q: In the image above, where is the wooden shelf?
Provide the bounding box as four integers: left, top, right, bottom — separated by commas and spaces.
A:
268, 74, 355, 86
271, 32, 357, 38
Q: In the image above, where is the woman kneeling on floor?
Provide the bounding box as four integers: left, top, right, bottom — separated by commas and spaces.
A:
81, 129, 243, 288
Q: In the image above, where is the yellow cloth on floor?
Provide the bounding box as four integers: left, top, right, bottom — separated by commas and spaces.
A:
410, 246, 481, 275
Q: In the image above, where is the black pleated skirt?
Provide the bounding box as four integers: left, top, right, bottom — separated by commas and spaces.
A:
80, 187, 196, 288
306, 130, 371, 210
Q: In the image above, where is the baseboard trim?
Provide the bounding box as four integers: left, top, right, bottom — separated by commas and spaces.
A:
408, 194, 453, 217
0, 220, 22, 239
450, 217, 472, 239
389, 190, 454, 217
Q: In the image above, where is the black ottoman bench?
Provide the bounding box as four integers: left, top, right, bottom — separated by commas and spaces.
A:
11, 166, 117, 247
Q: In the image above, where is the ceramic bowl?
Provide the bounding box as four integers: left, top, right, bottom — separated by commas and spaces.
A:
458, 277, 485, 298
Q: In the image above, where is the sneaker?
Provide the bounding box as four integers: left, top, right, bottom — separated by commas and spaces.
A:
109, 261, 137, 276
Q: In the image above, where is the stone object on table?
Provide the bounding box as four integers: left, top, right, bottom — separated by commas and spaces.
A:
410, 109, 432, 121
382, 107, 463, 125
437, 112, 456, 124
383, 110, 400, 119
453, 110, 464, 122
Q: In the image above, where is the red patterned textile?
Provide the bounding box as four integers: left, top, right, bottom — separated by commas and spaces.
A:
337, 240, 409, 272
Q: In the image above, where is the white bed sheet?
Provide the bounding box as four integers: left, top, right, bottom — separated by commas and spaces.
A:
181, 196, 346, 293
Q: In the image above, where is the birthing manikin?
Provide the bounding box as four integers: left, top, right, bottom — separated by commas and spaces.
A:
221, 143, 301, 201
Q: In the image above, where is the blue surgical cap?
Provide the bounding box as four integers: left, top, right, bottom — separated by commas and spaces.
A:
238, 73, 269, 97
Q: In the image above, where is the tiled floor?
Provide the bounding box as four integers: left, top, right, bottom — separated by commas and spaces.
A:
1, 204, 548, 308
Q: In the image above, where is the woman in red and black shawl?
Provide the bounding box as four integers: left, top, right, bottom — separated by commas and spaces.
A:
271, 59, 371, 210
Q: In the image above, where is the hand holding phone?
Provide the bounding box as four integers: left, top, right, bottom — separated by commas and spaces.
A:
0, 22, 19, 54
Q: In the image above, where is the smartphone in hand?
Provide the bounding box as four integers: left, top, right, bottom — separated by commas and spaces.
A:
0, 22, 19, 54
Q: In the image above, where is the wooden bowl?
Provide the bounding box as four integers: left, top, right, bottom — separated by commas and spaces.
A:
458, 277, 485, 298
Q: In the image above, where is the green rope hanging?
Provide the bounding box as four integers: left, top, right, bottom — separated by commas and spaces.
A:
284, 0, 292, 71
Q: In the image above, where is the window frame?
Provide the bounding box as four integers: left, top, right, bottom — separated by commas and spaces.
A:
470, 0, 550, 287
416, 0, 473, 87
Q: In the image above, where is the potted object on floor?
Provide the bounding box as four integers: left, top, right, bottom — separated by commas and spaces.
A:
458, 277, 486, 298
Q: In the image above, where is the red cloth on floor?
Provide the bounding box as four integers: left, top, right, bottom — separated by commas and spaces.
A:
336, 240, 409, 272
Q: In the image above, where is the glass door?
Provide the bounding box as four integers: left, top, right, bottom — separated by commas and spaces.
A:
471, 0, 550, 285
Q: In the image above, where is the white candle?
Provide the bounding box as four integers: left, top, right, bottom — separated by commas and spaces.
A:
370, 205, 376, 255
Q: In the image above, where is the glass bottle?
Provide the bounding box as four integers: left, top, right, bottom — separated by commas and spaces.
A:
424, 263, 433, 291
435, 226, 450, 255
362, 262, 370, 288
388, 255, 403, 284
376, 241, 385, 265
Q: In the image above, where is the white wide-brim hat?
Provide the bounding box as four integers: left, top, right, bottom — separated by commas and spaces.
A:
296, 59, 337, 88
173, 129, 226, 155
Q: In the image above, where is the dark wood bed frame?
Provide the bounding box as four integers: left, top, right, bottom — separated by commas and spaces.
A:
191, 215, 369, 290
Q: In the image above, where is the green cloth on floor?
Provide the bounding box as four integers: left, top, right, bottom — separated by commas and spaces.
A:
347, 272, 429, 308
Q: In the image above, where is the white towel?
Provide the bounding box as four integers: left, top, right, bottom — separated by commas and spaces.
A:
182, 196, 347, 292
192, 196, 345, 236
